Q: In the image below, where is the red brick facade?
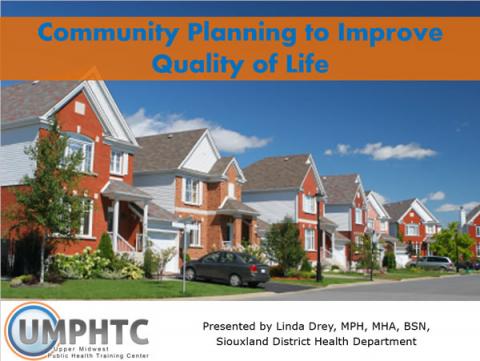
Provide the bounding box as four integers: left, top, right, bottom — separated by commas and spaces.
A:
1, 90, 141, 254
467, 212, 480, 257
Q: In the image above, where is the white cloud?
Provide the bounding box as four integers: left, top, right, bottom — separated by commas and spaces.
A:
324, 142, 437, 160
421, 191, 446, 203
436, 201, 480, 213
356, 143, 437, 160
126, 108, 271, 153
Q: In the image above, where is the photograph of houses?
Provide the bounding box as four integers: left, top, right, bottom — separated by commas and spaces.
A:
1, 80, 479, 300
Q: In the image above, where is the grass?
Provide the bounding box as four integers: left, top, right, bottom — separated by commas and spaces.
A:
374, 269, 448, 281
1, 279, 263, 300
272, 276, 368, 287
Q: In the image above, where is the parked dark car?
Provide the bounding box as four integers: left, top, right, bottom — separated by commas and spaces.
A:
184, 251, 270, 287
407, 256, 454, 271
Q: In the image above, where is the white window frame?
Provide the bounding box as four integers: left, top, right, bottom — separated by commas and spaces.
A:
186, 223, 201, 247
303, 194, 316, 214
367, 219, 374, 230
406, 224, 419, 236
304, 228, 315, 251
183, 177, 202, 205
380, 220, 388, 232
79, 199, 93, 237
228, 182, 236, 199
477, 243, 480, 256
412, 242, 420, 256
355, 208, 363, 225
426, 224, 436, 235
110, 150, 124, 175
476, 226, 480, 237
65, 135, 94, 173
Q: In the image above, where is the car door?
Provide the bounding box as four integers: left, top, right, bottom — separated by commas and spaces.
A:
196, 252, 221, 279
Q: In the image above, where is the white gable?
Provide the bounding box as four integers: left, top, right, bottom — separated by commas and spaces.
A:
403, 199, 439, 224
181, 132, 220, 173
367, 192, 389, 219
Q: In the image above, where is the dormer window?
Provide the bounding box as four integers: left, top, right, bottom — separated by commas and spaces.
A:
183, 177, 202, 205
65, 134, 93, 173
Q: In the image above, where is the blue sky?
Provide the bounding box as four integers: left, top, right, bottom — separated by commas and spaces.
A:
2, 1, 479, 224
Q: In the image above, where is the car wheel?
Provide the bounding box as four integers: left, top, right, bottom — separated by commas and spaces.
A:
248, 282, 259, 288
185, 267, 196, 281
229, 274, 242, 287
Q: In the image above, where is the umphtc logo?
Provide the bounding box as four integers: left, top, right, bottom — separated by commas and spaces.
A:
4, 301, 149, 360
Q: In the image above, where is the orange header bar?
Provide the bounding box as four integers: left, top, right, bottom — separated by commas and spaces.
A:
1, 17, 479, 80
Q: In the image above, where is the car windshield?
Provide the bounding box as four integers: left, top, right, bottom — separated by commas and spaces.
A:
238, 254, 258, 264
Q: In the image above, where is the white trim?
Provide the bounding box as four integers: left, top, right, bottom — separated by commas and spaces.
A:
467, 209, 480, 224
223, 158, 247, 184
175, 207, 217, 216
110, 149, 124, 175
100, 181, 111, 193
398, 199, 440, 224
299, 155, 326, 196
367, 191, 391, 220
298, 218, 318, 225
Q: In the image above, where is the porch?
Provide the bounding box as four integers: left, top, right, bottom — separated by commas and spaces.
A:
101, 180, 152, 254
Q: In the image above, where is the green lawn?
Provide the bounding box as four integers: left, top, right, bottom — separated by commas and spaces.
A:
1, 279, 263, 300
272, 277, 368, 287
374, 269, 448, 281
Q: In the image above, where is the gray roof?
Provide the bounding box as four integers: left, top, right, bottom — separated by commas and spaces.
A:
102, 180, 152, 200
321, 174, 361, 205
384, 199, 416, 222
335, 232, 351, 243
135, 129, 207, 173
319, 216, 338, 232
467, 204, 480, 223
218, 198, 259, 216
209, 157, 234, 177
2, 81, 80, 123
134, 201, 176, 222
243, 154, 315, 192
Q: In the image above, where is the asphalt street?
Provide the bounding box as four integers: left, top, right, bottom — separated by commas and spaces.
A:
242, 275, 480, 301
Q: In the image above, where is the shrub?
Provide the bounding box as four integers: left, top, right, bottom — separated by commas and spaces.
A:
50, 247, 110, 279
232, 244, 268, 264
156, 247, 176, 280
10, 274, 37, 287
12, 232, 53, 277
98, 270, 125, 280
286, 269, 315, 279
119, 262, 144, 280
300, 257, 313, 272
382, 251, 397, 270
97, 233, 114, 261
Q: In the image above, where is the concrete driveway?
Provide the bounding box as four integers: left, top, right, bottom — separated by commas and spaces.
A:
238, 275, 480, 301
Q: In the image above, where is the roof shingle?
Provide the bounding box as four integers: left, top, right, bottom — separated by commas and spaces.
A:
243, 154, 314, 192
1, 81, 80, 123
384, 199, 416, 222
322, 174, 361, 205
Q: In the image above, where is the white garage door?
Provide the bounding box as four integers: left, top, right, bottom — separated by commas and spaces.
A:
148, 230, 179, 274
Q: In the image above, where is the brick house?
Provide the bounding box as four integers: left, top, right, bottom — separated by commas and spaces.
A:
133, 129, 260, 262
321, 174, 367, 268
461, 205, 480, 258
384, 198, 441, 258
242, 154, 331, 264
365, 191, 408, 267
1, 80, 156, 257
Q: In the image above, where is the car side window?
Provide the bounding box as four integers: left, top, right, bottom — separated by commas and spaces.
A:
203, 253, 220, 263
220, 252, 237, 264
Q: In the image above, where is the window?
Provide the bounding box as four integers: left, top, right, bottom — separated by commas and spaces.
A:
303, 195, 316, 214
406, 224, 419, 236
412, 243, 420, 256
367, 219, 374, 230
186, 223, 201, 247
202, 252, 220, 263
381, 221, 388, 232
476, 226, 480, 237
65, 136, 93, 173
183, 177, 201, 205
74, 101, 86, 115
426, 224, 436, 235
79, 199, 93, 237
228, 182, 236, 199
110, 150, 123, 175
304, 229, 315, 251
477, 243, 480, 256
355, 208, 363, 224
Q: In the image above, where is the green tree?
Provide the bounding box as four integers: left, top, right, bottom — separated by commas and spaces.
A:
262, 217, 305, 276
98, 233, 114, 261
430, 222, 475, 262
10, 117, 87, 283
354, 234, 380, 270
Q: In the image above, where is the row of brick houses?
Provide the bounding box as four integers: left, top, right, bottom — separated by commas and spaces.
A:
1, 80, 478, 273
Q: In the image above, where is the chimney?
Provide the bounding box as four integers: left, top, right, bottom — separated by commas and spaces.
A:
459, 206, 467, 228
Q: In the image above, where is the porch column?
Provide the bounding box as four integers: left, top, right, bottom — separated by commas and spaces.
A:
331, 232, 336, 258
112, 199, 120, 252
249, 218, 258, 246
142, 202, 149, 251
322, 230, 326, 258
233, 216, 242, 247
